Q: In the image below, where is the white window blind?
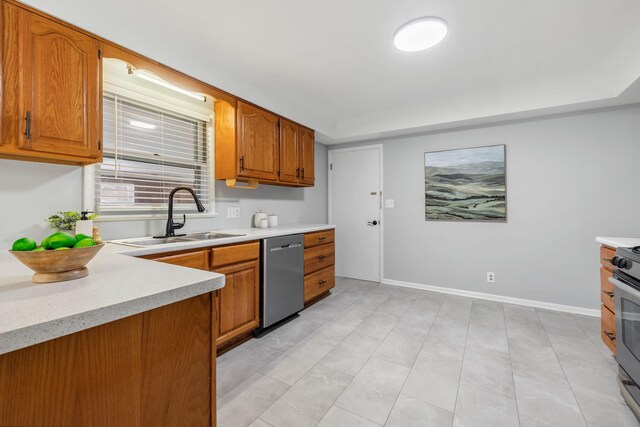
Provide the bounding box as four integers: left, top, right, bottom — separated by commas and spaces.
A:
96, 93, 212, 214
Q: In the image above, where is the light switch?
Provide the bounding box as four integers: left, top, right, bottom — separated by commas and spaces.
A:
385, 199, 395, 208
227, 207, 241, 218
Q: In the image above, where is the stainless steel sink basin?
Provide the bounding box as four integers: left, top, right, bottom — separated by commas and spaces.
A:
114, 232, 245, 247
116, 236, 195, 246
182, 232, 244, 240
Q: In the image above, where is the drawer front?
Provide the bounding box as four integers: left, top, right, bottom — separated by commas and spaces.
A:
600, 267, 615, 313
601, 245, 616, 272
304, 243, 335, 275
149, 251, 206, 270
304, 266, 335, 302
601, 304, 616, 354
211, 242, 260, 269
304, 230, 334, 249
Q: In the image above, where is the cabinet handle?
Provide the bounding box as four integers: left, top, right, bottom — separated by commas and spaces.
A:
604, 331, 616, 341
319, 280, 327, 287
296, 167, 300, 178
318, 255, 326, 261
239, 156, 245, 172
603, 290, 614, 298
25, 111, 31, 140
318, 237, 327, 241
301, 168, 305, 179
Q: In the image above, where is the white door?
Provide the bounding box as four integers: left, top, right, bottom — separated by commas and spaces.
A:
329, 146, 382, 282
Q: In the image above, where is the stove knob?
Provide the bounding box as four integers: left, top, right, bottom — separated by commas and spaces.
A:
610, 256, 620, 267
620, 258, 632, 270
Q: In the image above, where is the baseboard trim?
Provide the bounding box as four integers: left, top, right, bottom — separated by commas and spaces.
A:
381, 278, 600, 317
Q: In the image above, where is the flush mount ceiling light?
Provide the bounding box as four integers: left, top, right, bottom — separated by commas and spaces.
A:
393, 16, 448, 52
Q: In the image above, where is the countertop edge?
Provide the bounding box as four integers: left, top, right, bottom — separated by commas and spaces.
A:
595, 236, 640, 248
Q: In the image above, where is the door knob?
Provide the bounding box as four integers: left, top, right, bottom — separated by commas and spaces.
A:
367, 220, 378, 226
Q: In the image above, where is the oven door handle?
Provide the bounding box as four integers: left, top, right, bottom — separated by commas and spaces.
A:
610, 277, 640, 299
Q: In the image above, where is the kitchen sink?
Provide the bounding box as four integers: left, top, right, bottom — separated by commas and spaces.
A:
182, 232, 244, 240
114, 232, 245, 247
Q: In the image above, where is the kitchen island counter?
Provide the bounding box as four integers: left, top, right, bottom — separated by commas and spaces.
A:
0, 242, 224, 355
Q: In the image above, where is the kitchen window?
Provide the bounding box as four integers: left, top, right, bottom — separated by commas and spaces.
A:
88, 92, 214, 217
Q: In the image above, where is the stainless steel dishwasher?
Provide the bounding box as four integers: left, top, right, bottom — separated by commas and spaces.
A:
261, 234, 304, 329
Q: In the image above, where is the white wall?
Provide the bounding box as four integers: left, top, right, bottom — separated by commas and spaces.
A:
332, 105, 640, 310
0, 144, 328, 249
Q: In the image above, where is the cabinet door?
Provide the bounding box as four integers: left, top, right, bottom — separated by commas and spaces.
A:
237, 101, 279, 181
279, 118, 300, 184
299, 127, 315, 186
216, 260, 260, 346
16, 7, 101, 159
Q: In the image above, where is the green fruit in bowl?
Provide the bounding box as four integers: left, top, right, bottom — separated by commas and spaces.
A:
54, 247, 70, 251
12, 238, 37, 252
73, 238, 96, 248
41, 232, 63, 249
32, 246, 46, 252
75, 233, 92, 242
46, 232, 77, 249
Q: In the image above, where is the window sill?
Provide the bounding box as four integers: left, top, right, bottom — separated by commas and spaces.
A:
94, 212, 219, 222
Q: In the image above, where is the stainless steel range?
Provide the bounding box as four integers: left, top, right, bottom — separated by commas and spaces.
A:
610, 246, 640, 419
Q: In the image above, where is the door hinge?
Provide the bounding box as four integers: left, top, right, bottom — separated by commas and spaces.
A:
98, 49, 102, 59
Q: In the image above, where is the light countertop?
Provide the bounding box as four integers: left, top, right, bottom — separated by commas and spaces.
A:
112, 224, 335, 257
596, 237, 640, 248
0, 223, 333, 355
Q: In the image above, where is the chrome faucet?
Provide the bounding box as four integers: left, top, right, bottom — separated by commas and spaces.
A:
158, 186, 206, 238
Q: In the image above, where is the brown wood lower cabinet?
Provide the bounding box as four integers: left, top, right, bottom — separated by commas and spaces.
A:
600, 244, 617, 354
211, 242, 260, 349
304, 230, 336, 304
305, 266, 335, 302
0, 293, 216, 426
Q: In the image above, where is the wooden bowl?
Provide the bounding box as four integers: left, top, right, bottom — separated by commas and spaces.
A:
9, 243, 105, 283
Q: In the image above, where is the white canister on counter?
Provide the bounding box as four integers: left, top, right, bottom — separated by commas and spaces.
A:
254, 211, 268, 228
259, 219, 269, 229
268, 214, 278, 228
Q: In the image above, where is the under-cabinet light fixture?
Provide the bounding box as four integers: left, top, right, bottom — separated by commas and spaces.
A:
127, 65, 206, 102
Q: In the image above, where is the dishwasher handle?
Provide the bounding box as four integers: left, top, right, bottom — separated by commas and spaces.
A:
269, 242, 302, 252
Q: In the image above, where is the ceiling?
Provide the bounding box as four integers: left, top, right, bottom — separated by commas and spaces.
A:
22, 0, 640, 144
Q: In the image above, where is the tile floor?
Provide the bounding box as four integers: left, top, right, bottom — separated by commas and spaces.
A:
216, 277, 640, 427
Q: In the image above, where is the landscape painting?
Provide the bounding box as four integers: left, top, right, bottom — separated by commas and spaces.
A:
425, 145, 506, 221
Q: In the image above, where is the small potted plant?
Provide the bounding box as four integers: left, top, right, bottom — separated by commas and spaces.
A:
45, 211, 95, 233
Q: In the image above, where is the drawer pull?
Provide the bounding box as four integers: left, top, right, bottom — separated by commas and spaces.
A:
603, 290, 614, 298
318, 255, 327, 261
319, 280, 327, 287
604, 331, 616, 341
318, 236, 327, 241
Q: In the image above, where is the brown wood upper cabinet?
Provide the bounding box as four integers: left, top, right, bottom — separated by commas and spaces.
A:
300, 126, 315, 186
1, 2, 102, 165
237, 101, 279, 181
279, 118, 300, 184
280, 120, 315, 186
215, 100, 315, 187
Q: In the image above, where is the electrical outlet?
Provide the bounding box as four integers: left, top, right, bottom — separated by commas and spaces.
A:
226, 207, 240, 219
385, 199, 395, 208
487, 272, 495, 283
